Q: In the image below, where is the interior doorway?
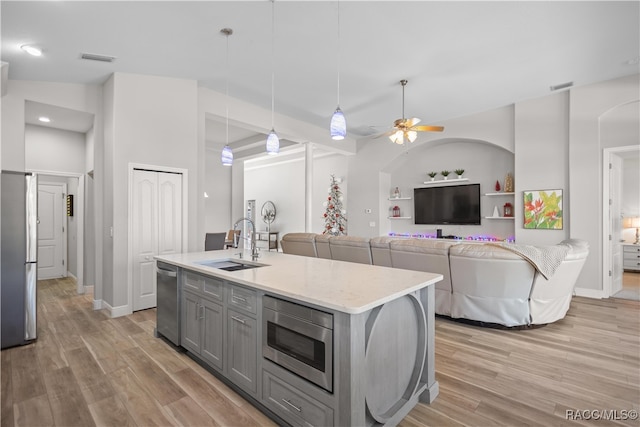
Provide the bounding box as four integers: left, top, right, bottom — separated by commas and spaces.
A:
603, 146, 640, 300
37, 181, 67, 279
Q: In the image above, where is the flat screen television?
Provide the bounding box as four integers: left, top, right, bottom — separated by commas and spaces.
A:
414, 184, 481, 225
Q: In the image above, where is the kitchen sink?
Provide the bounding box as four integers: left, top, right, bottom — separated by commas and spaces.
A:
195, 259, 266, 271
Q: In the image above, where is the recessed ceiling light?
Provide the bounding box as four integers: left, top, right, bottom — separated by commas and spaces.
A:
38, 116, 51, 123
20, 45, 42, 57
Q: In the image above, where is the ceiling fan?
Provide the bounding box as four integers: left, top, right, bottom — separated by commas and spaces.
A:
378, 79, 444, 145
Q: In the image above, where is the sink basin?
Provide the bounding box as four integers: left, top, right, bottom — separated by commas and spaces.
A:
196, 259, 265, 272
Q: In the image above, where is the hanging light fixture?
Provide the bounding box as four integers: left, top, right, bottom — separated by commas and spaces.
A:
330, 0, 346, 140
266, 0, 280, 155
220, 28, 234, 166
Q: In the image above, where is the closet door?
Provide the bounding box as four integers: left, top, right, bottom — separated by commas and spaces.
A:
132, 170, 182, 311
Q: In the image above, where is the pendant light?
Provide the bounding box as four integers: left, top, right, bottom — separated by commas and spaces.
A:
330, 0, 346, 140
266, 0, 280, 155
220, 28, 234, 166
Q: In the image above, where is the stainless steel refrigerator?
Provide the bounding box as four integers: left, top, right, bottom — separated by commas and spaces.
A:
1, 171, 38, 349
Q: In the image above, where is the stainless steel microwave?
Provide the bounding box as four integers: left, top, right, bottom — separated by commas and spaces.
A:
262, 296, 333, 392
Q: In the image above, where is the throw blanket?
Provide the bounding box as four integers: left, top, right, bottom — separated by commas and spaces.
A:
489, 243, 569, 280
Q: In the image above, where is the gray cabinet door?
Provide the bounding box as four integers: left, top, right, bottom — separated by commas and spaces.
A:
227, 308, 257, 394
181, 291, 201, 354
201, 298, 224, 370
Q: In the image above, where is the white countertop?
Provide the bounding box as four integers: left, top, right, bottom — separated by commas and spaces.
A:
156, 249, 442, 314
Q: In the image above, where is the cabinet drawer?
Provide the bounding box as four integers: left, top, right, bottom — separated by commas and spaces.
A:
183, 271, 204, 293
262, 371, 333, 427
623, 245, 640, 254
228, 284, 257, 314
203, 276, 223, 301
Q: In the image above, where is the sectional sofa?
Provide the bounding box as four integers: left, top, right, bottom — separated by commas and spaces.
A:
280, 233, 589, 327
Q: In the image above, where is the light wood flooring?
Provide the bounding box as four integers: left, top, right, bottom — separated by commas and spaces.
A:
1, 278, 639, 427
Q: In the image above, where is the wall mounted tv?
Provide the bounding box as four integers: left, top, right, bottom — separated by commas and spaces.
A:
414, 184, 481, 225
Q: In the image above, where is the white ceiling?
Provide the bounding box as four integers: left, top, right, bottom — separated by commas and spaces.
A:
2, 1, 639, 154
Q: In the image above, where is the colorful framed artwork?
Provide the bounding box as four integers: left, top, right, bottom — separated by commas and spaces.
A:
523, 189, 563, 229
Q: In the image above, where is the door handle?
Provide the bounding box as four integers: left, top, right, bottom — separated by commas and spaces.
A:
281, 398, 302, 412
231, 315, 246, 324
157, 268, 177, 278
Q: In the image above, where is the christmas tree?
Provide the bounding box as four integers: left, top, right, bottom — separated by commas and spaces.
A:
323, 175, 347, 235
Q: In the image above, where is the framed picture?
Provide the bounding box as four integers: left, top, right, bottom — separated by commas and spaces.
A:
523, 189, 562, 229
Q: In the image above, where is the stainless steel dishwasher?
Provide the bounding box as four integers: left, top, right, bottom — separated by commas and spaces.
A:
155, 261, 180, 346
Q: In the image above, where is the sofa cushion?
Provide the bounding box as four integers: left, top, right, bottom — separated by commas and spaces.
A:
329, 236, 372, 264
281, 233, 318, 257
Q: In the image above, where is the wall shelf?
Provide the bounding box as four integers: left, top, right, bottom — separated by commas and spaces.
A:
484, 216, 515, 220
422, 178, 469, 185
387, 197, 412, 201
484, 192, 515, 196
388, 216, 412, 220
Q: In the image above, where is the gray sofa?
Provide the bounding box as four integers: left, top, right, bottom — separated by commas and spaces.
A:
281, 233, 589, 327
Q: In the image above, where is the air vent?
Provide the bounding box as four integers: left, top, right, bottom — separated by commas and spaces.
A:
550, 81, 573, 91
80, 53, 116, 63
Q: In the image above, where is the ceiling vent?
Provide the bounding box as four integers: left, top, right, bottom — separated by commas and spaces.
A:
80, 53, 116, 63
550, 81, 573, 91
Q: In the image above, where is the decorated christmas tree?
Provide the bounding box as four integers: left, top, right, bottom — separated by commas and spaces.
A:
323, 175, 347, 236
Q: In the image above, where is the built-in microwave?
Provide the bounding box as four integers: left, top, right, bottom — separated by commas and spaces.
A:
262, 296, 333, 392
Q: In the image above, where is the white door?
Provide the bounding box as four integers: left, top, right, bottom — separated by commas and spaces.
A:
132, 170, 182, 311
38, 183, 66, 279
610, 155, 623, 296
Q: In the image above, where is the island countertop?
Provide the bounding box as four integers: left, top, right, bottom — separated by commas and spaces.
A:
155, 249, 442, 314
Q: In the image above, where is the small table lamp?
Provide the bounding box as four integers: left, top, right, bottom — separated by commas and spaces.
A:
623, 216, 640, 244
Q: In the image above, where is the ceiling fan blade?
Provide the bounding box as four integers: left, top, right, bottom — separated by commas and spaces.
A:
405, 117, 421, 127
412, 125, 445, 132
373, 130, 395, 139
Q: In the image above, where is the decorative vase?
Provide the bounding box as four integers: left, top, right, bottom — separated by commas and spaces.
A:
457, 175, 463, 179
493, 206, 500, 217
430, 177, 435, 181
443, 176, 448, 180
393, 187, 401, 198
495, 180, 501, 192
505, 173, 514, 192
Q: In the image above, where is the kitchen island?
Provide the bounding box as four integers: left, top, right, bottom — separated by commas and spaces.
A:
155, 249, 442, 427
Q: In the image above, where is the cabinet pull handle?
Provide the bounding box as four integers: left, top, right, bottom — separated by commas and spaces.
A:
195, 303, 199, 320
199, 304, 205, 320
232, 295, 247, 303
281, 398, 302, 412
231, 315, 246, 324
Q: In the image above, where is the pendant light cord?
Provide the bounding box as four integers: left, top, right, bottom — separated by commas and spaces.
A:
225, 31, 230, 146
336, 0, 341, 107
271, 0, 276, 129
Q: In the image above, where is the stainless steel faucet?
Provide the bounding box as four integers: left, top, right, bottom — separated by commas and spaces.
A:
233, 217, 259, 261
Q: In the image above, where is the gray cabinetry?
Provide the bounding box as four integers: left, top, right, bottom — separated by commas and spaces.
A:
227, 307, 258, 394
262, 370, 334, 427
181, 271, 225, 371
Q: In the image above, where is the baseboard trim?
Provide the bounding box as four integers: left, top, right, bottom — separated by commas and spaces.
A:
574, 287, 604, 299
101, 301, 132, 318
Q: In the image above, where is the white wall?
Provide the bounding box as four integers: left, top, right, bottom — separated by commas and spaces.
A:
348, 106, 515, 238
244, 150, 306, 240
203, 147, 232, 238
25, 124, 86, 174
384, 140, 514, 240
514, 91, 570, 246
570, 74, 640, 293
104, 72, 198, 311
622, 156, 640, 243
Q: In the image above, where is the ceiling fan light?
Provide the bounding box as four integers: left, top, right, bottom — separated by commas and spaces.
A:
330, 107, 346, 140
266, 129, 280, 155
221, 145, 233, 166
389, 130, 404, 145
407, 130, 418, 143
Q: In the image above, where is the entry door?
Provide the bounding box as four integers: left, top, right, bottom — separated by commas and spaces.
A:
132, 170, 182, 311
38, 183, 66, 279
610, 155, 623, 296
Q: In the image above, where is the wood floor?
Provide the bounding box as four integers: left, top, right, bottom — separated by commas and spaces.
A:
1, 278, 639, 427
